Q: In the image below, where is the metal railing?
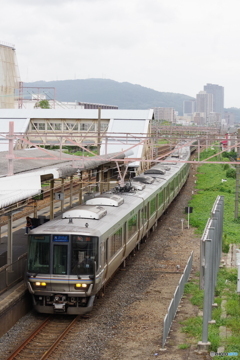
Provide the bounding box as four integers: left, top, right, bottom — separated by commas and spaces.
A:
200, 195, 224, 291
162, 251, 193, 348
0, 253, 27, 294
199, 195, 224, 345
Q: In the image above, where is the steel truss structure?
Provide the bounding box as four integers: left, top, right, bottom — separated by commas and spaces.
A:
1, 125, 240, 176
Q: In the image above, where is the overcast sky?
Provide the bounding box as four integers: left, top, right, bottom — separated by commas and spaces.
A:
1, 0, 240, 108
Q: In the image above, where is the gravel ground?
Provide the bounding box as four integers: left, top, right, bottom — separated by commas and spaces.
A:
0, 164, 212, 360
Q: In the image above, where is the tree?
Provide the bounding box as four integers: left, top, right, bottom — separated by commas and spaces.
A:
34, 100, 51, 109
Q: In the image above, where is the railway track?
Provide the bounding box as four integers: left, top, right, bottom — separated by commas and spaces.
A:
0, 160, 209, 360
5, 315, 81, 360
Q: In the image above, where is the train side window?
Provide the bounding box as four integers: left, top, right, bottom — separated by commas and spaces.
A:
150, 198, 156, 216
105, 238, 108, 264
158, 191, 163, 207
174, 177, 177, 188
143, 205, 148, 224
128, 214, 137, 238
53, 245, 68, 275
110, 228, 122, 258
166, 184, 169, 198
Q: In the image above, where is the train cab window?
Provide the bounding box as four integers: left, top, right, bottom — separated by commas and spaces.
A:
71, 235, 98, 276
28, 235, 50, 274
128, 215, 137, 238
53, 245, 68, 275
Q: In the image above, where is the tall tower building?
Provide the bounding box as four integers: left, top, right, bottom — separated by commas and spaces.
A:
196, 91, 213, 119
203, 83, 224, 117
183, 99, 196, 115
0, 42, 20, 109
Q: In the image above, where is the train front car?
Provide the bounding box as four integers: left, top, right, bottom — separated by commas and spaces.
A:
26, 142, 192, 315
26, 223, 99, 315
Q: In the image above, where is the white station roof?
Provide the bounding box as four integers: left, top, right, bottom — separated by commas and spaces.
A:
0, 108, 153, 120
100, 116, 152, 167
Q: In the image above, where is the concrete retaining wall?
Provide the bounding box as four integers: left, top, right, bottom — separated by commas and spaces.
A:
0, 282, 32, 337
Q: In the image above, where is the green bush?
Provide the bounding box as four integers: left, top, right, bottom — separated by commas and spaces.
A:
223, 163, 230, 170
222, 150, 237, 160
226, 168, 236, 179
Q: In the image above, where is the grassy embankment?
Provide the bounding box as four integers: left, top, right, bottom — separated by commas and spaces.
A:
179, 147, 240, 359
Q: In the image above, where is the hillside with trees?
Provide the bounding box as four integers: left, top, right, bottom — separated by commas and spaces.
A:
23, 78, 239, 119
24, 78, 194, 115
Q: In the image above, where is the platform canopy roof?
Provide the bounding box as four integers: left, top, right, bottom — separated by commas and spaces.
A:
0, 148, 131, 211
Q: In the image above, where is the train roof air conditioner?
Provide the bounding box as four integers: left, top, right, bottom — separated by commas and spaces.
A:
131, 181, 146, 190
62, 205, 107, 220
133, 175, 154, 184
144, 168, 166, 175
86, 194, 124, 207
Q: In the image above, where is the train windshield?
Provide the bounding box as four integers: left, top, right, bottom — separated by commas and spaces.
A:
28, 235, 50, 274
71, 235, 98, 276
53, 245, 68, 275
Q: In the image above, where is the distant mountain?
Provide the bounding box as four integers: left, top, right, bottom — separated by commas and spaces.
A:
224, 107, 240, 123
23, 78, 194, 115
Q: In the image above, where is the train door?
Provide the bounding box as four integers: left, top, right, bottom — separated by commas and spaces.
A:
163, 187, 166, 208
101, 238, 108, 284
137, 210, 142, 242
143, 204, 149, 233
122, 222, 127, 258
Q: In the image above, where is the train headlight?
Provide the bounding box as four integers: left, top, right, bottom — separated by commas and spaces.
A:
35, 282, 47, 287
75, 283, 88, 289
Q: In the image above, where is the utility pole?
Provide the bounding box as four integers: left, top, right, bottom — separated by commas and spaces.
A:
234, 129, 240, 219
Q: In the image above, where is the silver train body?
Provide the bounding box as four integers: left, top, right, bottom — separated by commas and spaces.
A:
26, 143, 191, 314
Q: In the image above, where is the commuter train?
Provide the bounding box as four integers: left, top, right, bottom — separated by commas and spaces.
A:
26, 142, 192, 315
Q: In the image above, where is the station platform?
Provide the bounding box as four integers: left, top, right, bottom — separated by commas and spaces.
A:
0, 195, 81, 337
